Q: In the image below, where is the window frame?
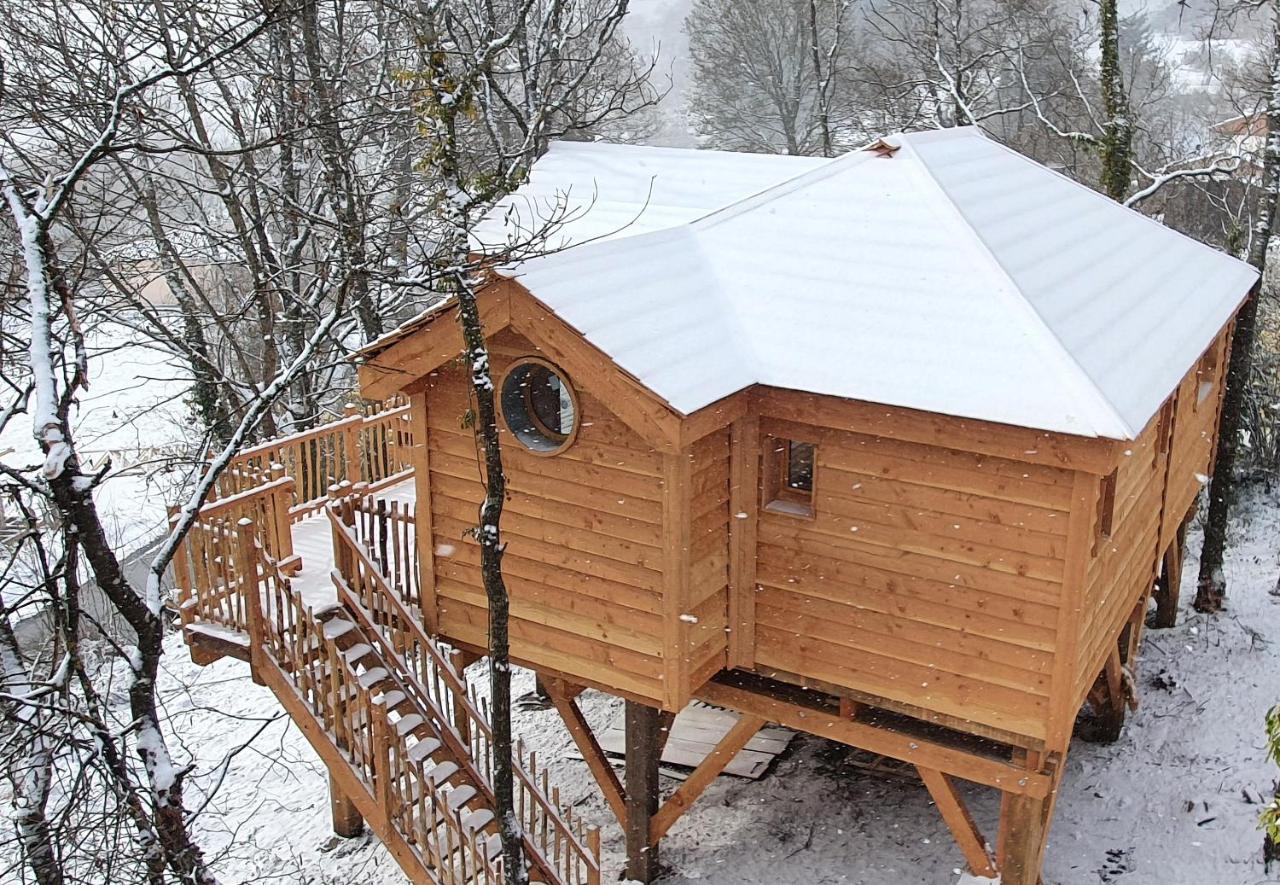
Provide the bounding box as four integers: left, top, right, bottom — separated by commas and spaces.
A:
498, 356, 582, 457
762, 435, 817, 519
1092, 467, 1118, 556
1194, 340, 1222, 410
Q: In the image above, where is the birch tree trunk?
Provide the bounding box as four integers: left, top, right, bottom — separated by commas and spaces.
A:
1194, 3, 1280, 613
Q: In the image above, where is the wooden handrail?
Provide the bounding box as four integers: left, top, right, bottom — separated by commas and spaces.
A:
237, 522, 504, 883
197, 476, 295, 518
327, 503, 601, 884
362, 403, 411, 426
232, 414, 363, 464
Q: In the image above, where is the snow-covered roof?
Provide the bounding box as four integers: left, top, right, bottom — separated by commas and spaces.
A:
478, 127, 1258, 441
473, 140, 827, 250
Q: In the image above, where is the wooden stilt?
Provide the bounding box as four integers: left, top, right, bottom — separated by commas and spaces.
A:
624, 700, 661, 883
997, 791, 1048, 885
329, 774, 364, 838
1152, 517, 1189, 629
996, 751, 1062, 885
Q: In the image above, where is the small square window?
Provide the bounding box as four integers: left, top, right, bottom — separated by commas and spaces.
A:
1195, 343, 1220, 407
764, 437, 816, 518
1092, 468, 1118, 555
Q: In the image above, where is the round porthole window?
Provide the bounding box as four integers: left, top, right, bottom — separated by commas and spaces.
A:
500, 358, 579, 455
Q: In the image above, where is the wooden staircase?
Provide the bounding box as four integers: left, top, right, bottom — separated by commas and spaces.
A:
173, 463, 601, 884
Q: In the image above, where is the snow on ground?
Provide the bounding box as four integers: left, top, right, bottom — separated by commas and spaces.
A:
140, 481, 1280, 884
0, 323, 191, 560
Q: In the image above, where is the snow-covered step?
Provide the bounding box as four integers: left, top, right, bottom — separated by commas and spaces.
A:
461, 808, 494, 835
426, 761, 459, 787
446, 784, 477, 811
356, 666, 390, 690
342, 643, 374, 665
322, 618, 357, 641
394, 713, 425, 737
408, 738, 442, 764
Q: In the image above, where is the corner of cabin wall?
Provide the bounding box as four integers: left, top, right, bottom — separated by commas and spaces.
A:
659, 448, 695, 712
1044, 468, 1103, 753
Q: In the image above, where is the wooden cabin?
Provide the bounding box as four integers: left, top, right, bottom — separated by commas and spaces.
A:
353, 128, 1257, 884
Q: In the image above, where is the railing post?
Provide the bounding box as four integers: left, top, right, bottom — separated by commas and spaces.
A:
448, 647, 473, 748
328, 484, 352, 583
235, 517, 267, 686
587, 827, 602, 885
269, 464, 299, 572
343, 403, 363, 487
371, 702, 394, 820
169, 506, 194, 630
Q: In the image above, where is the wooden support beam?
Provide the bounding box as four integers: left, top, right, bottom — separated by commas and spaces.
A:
408, 389, 437, 635
329, 774, 365, 839
1151, 517, 1189, 629
544, 679, 628, 827
650, 714, 766, 844
996, 791, 1048, 885
996, 751, 1061, 885
917, 766, 996, 878
726, 415, 759, 669
699, 678, 1053, 797
624, 701, 662, 883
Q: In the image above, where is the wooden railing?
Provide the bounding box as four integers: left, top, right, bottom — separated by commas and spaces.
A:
209, 400, 414, 515
237, 524, 507, 884
171, 475, 297, 635
327, 501, 602, 885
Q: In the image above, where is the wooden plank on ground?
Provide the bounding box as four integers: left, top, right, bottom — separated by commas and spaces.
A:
599, 701, 793, 779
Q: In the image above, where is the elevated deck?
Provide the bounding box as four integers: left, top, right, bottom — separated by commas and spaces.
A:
172, 406, 601, 885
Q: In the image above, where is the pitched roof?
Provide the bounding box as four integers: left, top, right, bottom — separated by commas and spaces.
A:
477, 127, 1258, 441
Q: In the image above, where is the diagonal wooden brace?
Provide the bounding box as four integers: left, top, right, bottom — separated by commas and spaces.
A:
544, 678, 629, 827
649, 713, 767, 844
917, 765, 997, 878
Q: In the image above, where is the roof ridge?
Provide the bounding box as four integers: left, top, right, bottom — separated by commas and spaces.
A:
895, 132, 1137, 439
688, 148, 871, 232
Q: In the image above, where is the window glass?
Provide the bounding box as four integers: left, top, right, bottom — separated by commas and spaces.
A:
501, 360, 578, 453
787, 442, 815, 492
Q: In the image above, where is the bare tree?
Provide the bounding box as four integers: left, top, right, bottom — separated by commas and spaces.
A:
406, 2, 654, 880
1196, 1, 1280, 613
0, 3, 373, 880
686, 0, 854, 155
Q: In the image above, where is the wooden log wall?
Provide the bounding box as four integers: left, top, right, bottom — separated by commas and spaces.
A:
1161, 328, 1231, 550
1070, 325, 1232, 703
748, 415, 1072, 743
423, 331, 670, 706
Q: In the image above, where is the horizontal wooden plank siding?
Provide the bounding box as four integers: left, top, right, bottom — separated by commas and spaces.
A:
750, 414, 1071, 741
1073, 413, 1166, 700
427, 333, 668, 705
1161, 327, 1230, 549
1069, 333, 1231, 704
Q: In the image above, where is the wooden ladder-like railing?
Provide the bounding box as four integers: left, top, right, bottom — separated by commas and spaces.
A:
172, 470, 602, 883
326, 499, 602, 885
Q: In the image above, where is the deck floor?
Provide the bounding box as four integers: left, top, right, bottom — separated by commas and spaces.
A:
289, 477, 416, 615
